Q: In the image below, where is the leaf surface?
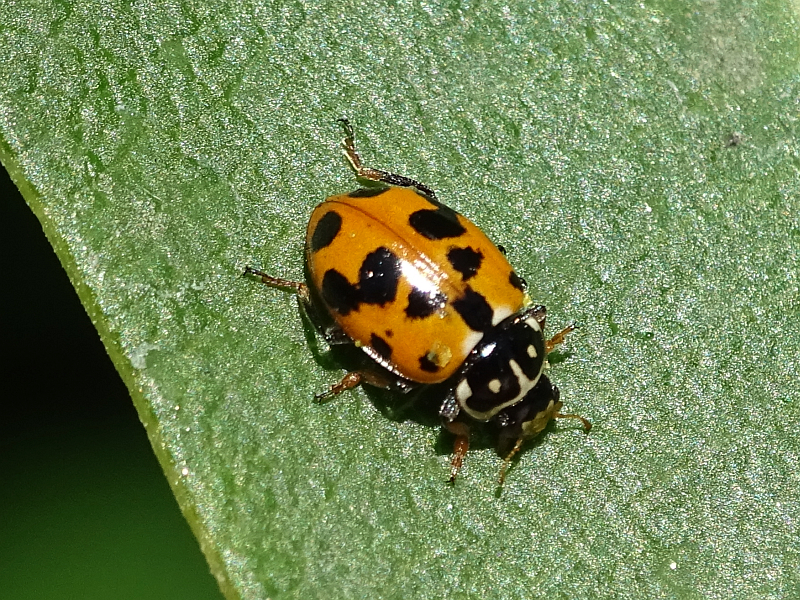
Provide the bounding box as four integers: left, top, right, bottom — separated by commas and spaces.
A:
2, 1, 799, 598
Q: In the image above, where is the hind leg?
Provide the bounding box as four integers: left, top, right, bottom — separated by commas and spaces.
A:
337, 118, 438, 200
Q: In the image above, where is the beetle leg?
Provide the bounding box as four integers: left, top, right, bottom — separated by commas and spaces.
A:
546, 323, 576, 353
498, 436, 525, 486
315, 371, 363, 402
243, 266, 310, 302
438, 394, 460, 422
497, 410, 590, 486
438, 395, 470, 483
245, 264, 325, 342
554, 411, 592, 433
337, 118, 439, 200
443, 420, 471, 484
314, 369, 415, 402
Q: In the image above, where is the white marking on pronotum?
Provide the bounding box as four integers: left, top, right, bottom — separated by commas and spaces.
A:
456, 379, 472, 402
527, 344, 537, 358
488, 379, 502, 393
460, 358, 543, 421
524, 316, 541, 331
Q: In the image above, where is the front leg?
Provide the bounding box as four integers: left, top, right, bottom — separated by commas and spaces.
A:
440, 395, 470, 483
443, 420, 471, 484
527, 306, 576, 352
546, 323, 576, 353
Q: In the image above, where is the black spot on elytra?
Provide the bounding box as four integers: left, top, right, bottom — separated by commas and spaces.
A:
385, 329, 394, 338
452, 287, 494, 332
321, 269, 360, 316
359, 247, 400, 305
447, 246, 484, 281
405, 288, 447, 319
309, 210, 342, 253
409, 206, 466, 240
347, 187, 389, 198
509, 271, 526, 291
320, 247, 401, 316
419, 354, 440, 373
370, 333, 393, 360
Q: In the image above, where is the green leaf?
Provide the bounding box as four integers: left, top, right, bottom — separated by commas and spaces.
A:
2, 1, 799, 598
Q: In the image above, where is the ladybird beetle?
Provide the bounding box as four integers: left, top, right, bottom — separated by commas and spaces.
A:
245, 119, 590, 484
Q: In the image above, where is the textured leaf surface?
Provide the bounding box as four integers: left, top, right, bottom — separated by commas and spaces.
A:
2, 1, 799, 598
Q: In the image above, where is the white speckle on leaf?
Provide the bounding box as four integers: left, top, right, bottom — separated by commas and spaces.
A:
130, 342, 158, 369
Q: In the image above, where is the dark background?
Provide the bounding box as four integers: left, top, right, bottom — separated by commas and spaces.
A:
0, 164, 224, 600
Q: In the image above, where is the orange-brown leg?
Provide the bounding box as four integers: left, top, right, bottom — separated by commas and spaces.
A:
314, 371, 363, 402
554, 412, 592, 433
337, 118, 438, 199
546, 323, 576, 353
247, 265, 353, 398
498, 437, 526, 486
497, 413, 591, 485
443, 420, 471, 483
243, 266, 310, 303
